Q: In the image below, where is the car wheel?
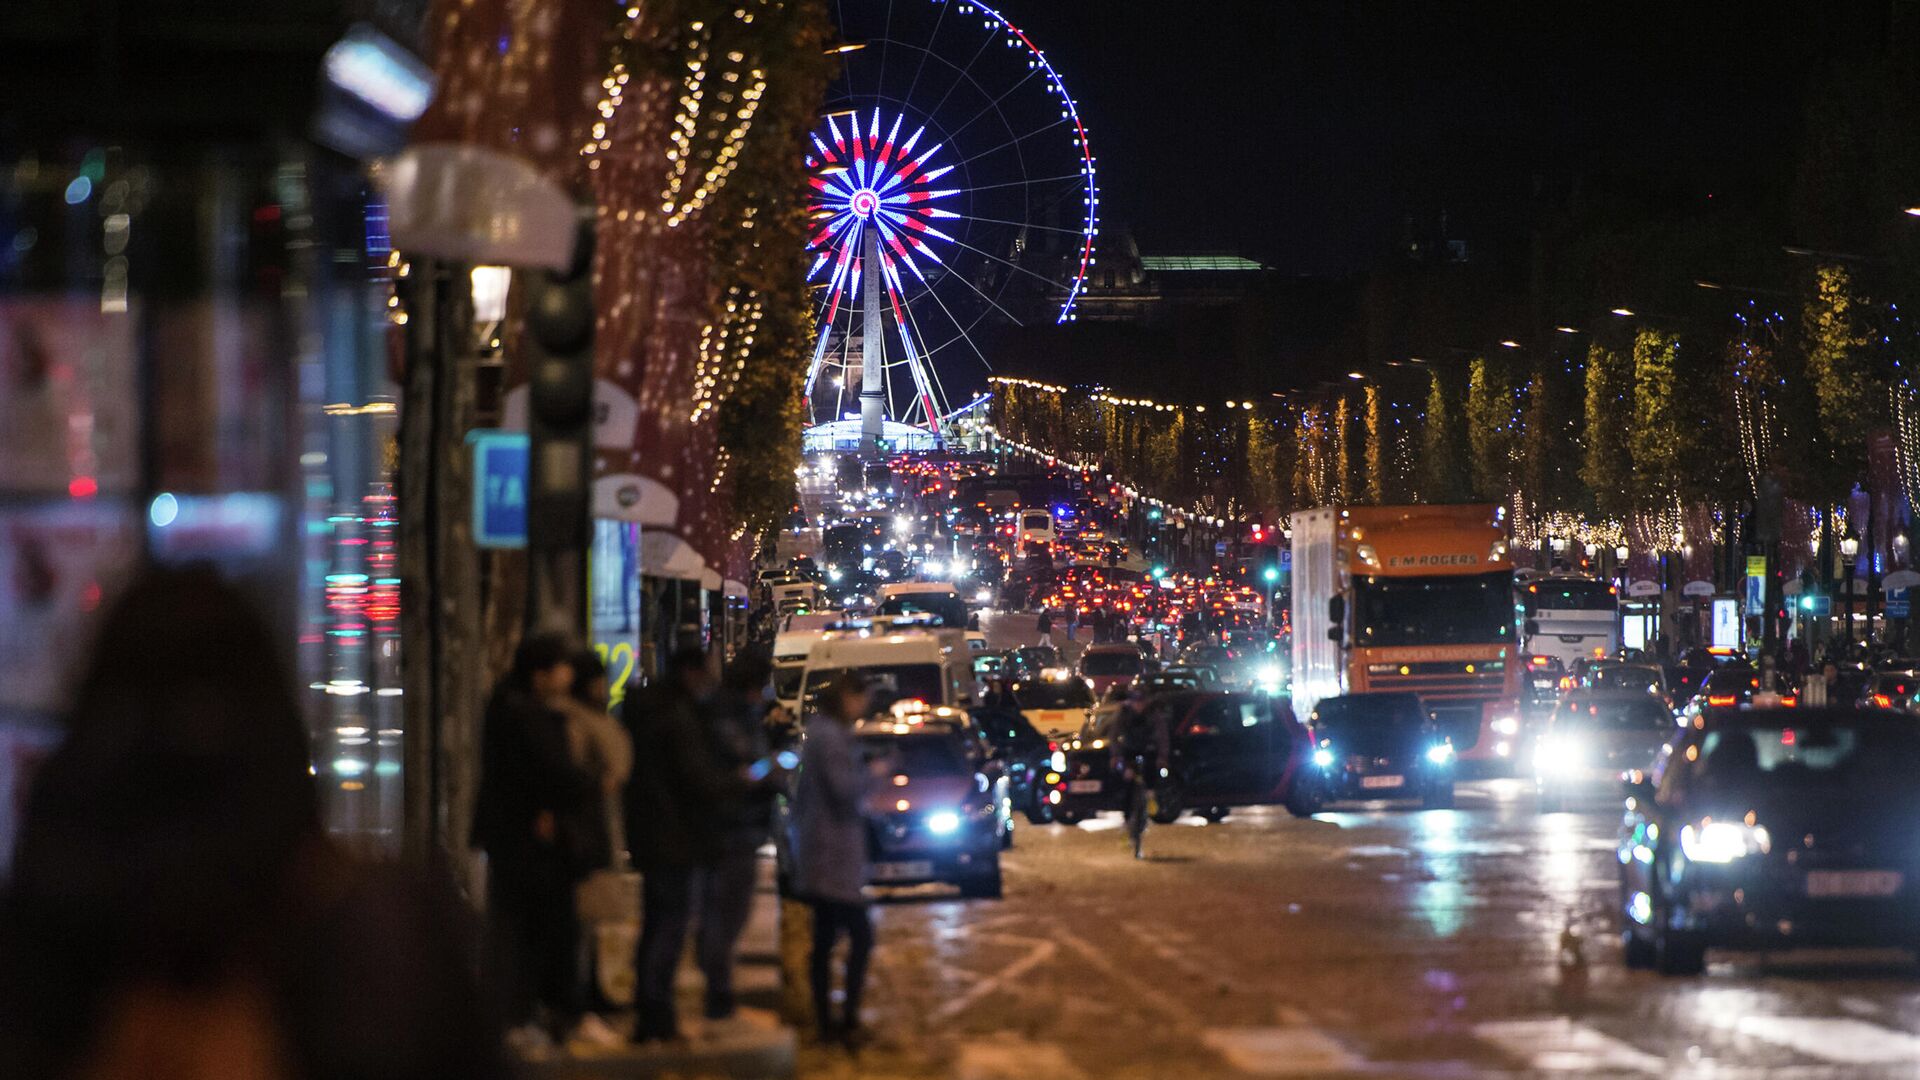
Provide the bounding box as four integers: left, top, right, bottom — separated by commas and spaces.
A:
959, 856, 1003, 900
1655, 929, 1706, 975
1024, 798, 1057, 826
1284, 782, 1322, 818
1201, 806, 1230, 823
1149, 783, 1185, 825
1622, 927, 1657, 970
1422, 782, 1455, 810
1056, 809, 1084, 825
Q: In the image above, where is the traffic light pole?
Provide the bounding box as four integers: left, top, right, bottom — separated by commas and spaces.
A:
524, 213, 597, 638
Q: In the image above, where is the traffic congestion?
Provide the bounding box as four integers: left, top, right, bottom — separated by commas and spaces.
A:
743, 448, 1920, 1075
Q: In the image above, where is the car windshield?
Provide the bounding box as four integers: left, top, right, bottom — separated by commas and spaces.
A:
1352, 571, 1514, 647
1557, 697, 1670, 731
1311, 695, 1425, 730
1523, 579, 1617, 611
1688, 722, 1920, 790
1013, 679, 1093, 709
1081, 651, 1142, 676
860, 736, 969, 775
772, 664, 805, 699
1589, 666, 1662, 695
802, 663, 943, 713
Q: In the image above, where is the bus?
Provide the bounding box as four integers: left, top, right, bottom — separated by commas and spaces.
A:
1519, 575, 1620, 668
1290, 504, 1524, 768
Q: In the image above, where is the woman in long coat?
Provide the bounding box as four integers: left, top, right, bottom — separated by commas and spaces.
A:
789, 672, 874, 1046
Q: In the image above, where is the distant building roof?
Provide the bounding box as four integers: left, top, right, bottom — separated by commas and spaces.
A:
1139, 255, 1268, 272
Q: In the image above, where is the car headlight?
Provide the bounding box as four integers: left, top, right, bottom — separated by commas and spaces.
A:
926, 811, 962, 836
1535, 735, 1586, 775
1312, 747, 1335, 768
1425, 743, 1454, 765
925, 561, 945, 576
1257, 664, 1281, 684
1679, 820, 1770, 863
1491, 715, 1520, 736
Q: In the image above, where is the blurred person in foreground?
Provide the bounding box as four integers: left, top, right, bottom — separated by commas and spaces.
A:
791, 671, 875, 1049
555, 647, 632, 1047
471, 633, 598, 1051
694, 652, 781, 1028
623, 647, 741, 1044
0, 567, 506, 1080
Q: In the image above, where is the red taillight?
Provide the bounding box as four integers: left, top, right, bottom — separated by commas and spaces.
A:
1047, 741, 1059, 752
1873, 693, 1893, 708
1707, 694, 1737, 707
1780, 695, 1797, 707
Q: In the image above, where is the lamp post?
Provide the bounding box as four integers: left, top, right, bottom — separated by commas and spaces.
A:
1840, 532, 1860, 646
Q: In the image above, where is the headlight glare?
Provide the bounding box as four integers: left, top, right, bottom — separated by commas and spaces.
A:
926, 812, 962, 836
1425, 743, 1454, 765
1679, 820, 1770, 863
1312, 747, 1335, 768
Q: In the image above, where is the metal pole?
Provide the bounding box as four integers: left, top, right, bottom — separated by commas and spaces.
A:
859, 223, 885, 459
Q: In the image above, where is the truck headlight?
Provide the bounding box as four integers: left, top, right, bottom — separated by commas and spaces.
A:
1491, 715, 1520, 736
1680, 820, 1770, 863
926, 812, 962, 836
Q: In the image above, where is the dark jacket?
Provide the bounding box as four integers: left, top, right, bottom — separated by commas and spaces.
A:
622, 677, 748, 869
702, 687, 775, 851
470, 684, 595, 873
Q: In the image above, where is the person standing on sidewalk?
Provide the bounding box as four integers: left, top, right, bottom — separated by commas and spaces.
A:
791, 672, 876, 1048
472, 633, 597, 1051
556, 648, 633, 1049
694, 653, 780, 1027
623, 648, 744, 1044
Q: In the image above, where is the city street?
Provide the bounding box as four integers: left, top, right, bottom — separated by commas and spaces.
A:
806, 784, 1920, 1079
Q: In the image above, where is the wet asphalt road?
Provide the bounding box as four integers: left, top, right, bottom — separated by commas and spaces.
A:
788, 611, 1920, 1078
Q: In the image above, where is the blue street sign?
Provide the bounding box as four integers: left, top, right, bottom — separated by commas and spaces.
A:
470, 429, 528, 549
1888, 588, 1910, 620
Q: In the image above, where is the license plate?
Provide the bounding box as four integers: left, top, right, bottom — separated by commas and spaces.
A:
1067, 779, 1102, 794
872, 860, 933, 882
1360, 774, 1405, 790
1806, 869, 1903, 898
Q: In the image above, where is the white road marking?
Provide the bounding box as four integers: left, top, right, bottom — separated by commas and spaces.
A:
1473, 1018, 1667, 1074
1051, 926, 1201, 1025
928, 934, 1058, 1021
1704, 1014, 1920, 1066
954, 1035, 1087, 1080
1200, 1026, 1364, 1075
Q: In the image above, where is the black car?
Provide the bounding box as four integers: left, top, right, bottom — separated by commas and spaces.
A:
970, 706, 1057, 824
1299, 692, 1456, 811
1054, 692, 1310, 825
1618, 705, 1920, 974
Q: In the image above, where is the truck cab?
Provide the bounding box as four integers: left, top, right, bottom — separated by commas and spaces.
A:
1289, 504, 1524, 771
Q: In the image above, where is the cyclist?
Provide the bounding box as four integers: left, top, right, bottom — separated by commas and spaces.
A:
1112, 691, 1170, 859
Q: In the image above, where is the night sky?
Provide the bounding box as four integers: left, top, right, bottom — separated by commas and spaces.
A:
1000, 2, 1832, 273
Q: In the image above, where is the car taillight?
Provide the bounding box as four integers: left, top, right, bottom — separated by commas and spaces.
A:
1779, 695, 1797, 707
1874, 693, 1893, 707
1707, 694, 1736, 706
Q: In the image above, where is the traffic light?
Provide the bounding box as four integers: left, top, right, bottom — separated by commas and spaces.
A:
1262, 565, 1280, 584
523, 212, 596, 631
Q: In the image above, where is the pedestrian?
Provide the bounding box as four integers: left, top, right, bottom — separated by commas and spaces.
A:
0, 568, 508, 1080
1804, 659, 1838, 707
1036, 607, 1055, 647
791, 671, 876, 1048
694, 653, 781, 1027
559, 649, 632, 870
623, 648, 745, 1044
1066, 606, 1079, 643
472, 632, 598, 1052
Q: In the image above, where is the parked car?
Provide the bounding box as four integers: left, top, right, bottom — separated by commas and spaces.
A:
1618, 705, 1920, 974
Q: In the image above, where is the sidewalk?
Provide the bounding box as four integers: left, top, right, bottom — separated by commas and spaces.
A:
516, 858, 796, 1080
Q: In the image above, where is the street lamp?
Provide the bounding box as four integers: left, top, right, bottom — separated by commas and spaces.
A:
1841, 532, 1860, 646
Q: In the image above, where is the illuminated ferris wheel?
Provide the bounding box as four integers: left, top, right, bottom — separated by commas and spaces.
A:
804, 0, 1099, 449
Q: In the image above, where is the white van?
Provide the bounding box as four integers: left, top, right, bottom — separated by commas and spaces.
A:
797, 626, 977, 716
876, 581, 970, 629
772, 629, 829, 713
1017, 508, 1057, 547
771, 579, 821, 615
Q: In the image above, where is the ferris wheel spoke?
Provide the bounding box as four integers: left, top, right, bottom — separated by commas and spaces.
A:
957, 171, 1088, 194
898, 0, 951, 110
939, 230, 1075, 293
941, 62, 1046, 145
938, 115, 1070, 174
919, 26, 999, 130
909, 262, 997, 372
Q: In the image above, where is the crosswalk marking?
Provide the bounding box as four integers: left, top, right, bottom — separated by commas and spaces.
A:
1201, 1026, 1364, 1075
1705, 1014, 1920, 1066
1473, 1018, 1666, 1074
